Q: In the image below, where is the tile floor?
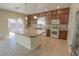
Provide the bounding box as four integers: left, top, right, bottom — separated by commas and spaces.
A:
0, 35, 69, 56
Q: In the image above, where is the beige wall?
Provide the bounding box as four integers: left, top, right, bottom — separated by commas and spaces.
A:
0, 9, 27, 38
67, 3, 79, 45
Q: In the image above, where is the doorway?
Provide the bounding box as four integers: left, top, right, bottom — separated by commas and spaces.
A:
8, 18, 24, 38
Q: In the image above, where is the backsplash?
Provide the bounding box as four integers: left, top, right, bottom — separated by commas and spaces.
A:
60, 24, 68, 31
29, 23, 68, 31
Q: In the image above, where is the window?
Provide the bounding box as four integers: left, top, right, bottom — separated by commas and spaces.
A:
8, 18, 24, 34
37, 17, 46, 29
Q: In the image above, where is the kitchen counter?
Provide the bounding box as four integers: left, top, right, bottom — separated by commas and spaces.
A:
16, 29, 45, 38
15, 29, 46, 50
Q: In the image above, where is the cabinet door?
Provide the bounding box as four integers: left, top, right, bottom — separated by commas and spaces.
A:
60, 8, 70, 14
46, 29, 50, 37
60, 14, 69, 24
52, 14, 56, 19
59, 30, 67, 39
53, 10, 57, 15
56, 14, 60, 19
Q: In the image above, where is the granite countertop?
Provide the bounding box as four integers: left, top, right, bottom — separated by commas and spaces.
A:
16, 29, 46, 38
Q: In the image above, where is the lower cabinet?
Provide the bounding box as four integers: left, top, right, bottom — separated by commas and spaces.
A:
46, 29, 68, 40
59, 30, 68, 40
46, 29, 50, 37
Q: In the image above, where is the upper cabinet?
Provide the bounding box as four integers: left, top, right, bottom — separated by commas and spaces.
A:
60, 8, 70, 14
51, 8, 70, 24
60, 8, 70, 24
27, 8, 70, 25
60, 13, 69, 24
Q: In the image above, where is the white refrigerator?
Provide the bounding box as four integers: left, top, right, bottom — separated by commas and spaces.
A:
71, 11, 79, 55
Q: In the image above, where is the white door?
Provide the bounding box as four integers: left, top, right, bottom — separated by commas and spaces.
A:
16, 18, 24, 34
8, 18, 24, 38
8, 19, 16, 38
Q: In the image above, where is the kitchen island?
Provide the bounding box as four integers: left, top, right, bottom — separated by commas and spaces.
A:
15, 29, 45, 50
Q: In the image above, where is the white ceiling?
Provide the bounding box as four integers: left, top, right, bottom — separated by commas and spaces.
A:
0, 3, 71, 15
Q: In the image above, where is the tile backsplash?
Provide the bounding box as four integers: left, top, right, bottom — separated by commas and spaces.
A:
60, 24, 68, 31
29, 24, 68, 31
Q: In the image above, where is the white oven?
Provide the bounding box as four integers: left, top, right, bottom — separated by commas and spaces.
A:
50, 29, 59, 38
50, 20, 60, 38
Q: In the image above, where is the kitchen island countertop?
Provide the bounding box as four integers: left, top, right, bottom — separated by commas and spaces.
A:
16, 29, 46, 50
16, 29, 46, 38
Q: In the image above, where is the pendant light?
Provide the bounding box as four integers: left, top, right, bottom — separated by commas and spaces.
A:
25, 17, 28, 20
24, 3, 28, 20
33, 4, 38, 19
34, 15, 37, 19
57, 5, 60, 14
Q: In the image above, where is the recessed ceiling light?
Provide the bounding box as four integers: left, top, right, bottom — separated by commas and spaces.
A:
45, 8, 48, 11
57, 6, 60, 9
15, 7, 20, 10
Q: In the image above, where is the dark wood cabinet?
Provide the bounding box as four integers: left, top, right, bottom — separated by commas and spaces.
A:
52, 14, 56, 19
56, 14, 60, 19
60, 8, 70, 24
60, 8, 70, 14
53, 10, 57, 15
60, 14, 69, 24
46, 29, 50, 37
28, 8, 70, 25
27, 8, 70, 39
59, 30, 68, 39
